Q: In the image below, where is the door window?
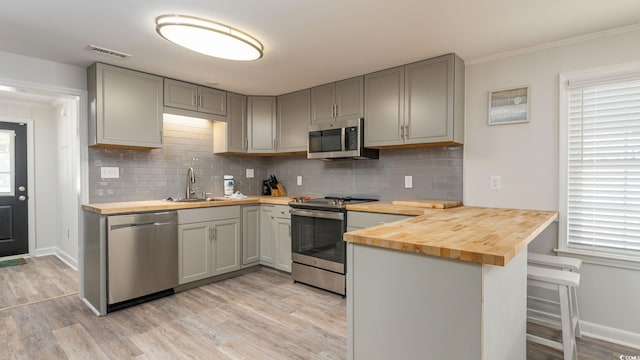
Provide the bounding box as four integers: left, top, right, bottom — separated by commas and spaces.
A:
0, 129, 15, 196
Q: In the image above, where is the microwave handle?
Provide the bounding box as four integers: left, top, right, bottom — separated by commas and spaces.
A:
341, 127, 346, 151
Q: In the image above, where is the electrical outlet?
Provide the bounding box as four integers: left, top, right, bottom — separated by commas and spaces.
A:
297, 176, 303, 186
404, 176, 413, 189
100, 167, 119, 179
490, 176, 501, 190
246, 169, 254, 178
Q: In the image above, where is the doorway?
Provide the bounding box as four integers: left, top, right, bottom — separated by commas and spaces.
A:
0, 121, 28, 256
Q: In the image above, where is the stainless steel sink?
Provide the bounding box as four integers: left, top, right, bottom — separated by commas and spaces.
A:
169, 198, 222, 203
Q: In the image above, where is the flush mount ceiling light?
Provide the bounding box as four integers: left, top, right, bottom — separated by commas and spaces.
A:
156, 15, 263, 61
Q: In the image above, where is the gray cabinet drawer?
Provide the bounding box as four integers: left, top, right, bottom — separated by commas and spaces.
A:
177, 206, 240, 224
347, 211, 411, 229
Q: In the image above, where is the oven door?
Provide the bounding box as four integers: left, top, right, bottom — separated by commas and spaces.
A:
290, 208, 346, 273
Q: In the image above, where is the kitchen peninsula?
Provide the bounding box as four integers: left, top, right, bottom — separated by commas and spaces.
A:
343, 204, 558, 360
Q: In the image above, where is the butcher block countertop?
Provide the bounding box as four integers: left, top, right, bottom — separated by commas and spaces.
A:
82, 196, 291, 215
344, 206, 558, 266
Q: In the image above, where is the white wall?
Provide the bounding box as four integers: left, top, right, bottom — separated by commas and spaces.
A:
0, 50, 86, 91
464, 28, 640, 341
0, 51, 85, 266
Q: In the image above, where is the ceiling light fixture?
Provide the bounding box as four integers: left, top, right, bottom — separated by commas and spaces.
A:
155, 15, 263, 61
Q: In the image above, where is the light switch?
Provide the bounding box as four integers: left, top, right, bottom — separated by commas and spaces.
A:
246, 169, 254, 178
404, 176, 413, 189
100, 167, 119, 179
297, 176, 303, 186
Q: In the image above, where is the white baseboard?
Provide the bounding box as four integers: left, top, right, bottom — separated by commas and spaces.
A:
32, 246, 78, 271
55, 249, 78, 271
580, 320, 640, 350
34, 246, 57, 257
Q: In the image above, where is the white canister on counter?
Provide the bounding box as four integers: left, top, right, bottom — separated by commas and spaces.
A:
224, 175, 234, 196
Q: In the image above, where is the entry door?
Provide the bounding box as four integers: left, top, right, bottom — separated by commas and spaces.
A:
0, 122, 28, 257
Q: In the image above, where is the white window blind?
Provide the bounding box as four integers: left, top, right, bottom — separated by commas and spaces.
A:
567, 78, 640, 255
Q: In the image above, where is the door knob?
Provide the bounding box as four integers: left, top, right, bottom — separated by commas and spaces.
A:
18, 195, 26, 201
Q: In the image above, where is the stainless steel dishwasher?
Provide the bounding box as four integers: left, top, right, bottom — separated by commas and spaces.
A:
107, 211, 178, 309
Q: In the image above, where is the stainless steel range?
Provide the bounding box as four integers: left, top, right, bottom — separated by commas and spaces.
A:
289, 196, 377, 295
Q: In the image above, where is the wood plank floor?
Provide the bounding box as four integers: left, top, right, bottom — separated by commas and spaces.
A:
1, 255, 637, 359
0, 256, 78, 311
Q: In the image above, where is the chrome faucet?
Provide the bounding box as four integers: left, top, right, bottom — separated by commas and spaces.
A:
186, 167, 196, 199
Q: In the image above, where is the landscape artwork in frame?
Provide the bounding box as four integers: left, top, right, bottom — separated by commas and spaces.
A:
488, 86, 529, 125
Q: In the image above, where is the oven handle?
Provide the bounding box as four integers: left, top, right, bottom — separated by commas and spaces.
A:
289, 208, 344, 221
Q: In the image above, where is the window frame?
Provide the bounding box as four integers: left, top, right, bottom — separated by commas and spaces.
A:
558, 65, 640, 270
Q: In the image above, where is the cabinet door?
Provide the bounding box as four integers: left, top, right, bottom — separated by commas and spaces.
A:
198, 87, 227, 116
211, 218, 241, 276
247, 96, 277, 153
310, 83, 336, 124
178, 222, 211, 284
242, 206, 260, 266
214, 93, 246, 153
259, 206, 275, 266
277, 89, 310, 153
364, 66, 405, 147
405, 55, 452, 144
93, 63, 163, 148
335, 76, 364, 121
164, 79, 198, 111
274, 217, 292, 273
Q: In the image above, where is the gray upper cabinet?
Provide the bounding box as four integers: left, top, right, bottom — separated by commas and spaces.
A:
247, 96, 277, 153
365, 54, 464, 147
164, 79, 226, 118
311, 76, 363, 124
364, 66, 405, 147
277, 89, 310, 153
214, 92, 247, 153
87, 63, 163, 148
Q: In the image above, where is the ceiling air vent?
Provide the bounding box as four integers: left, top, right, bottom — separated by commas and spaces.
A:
88, 45, 132, 60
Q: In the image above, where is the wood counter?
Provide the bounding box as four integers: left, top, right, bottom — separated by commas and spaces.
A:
344, 206, 558, 266
82, 196, 292, 215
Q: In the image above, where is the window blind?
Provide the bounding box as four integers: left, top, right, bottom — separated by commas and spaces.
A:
567, 78, 640, 254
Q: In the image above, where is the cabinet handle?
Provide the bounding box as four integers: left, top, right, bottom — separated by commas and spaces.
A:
198, 94, 202, 107
400, 125, 405, 139
244, 137, 248, 150
193, 94, 197, 107
212, 227, 216, 241
405, 124, 409, 138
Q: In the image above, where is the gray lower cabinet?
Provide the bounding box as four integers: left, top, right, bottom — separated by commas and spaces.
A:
258, 204, 291, 272
277, 89, 310, 153
214, 92, 247, 153
87, 63, 163, 148
164, 78, 226, 117
247, 96, 277, 153
259, 205, 275, 266
177, 206, 241, 284
365, 53, 464, 147
242, 206, 260, 266
274, 217, 292, 273
311, 76, 364, 124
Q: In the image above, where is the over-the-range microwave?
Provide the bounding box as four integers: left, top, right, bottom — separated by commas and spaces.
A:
307, 118, 379, 160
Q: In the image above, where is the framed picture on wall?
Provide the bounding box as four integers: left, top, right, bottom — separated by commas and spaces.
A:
488, 86, 530, 125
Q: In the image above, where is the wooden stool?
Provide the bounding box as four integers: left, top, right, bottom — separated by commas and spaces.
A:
528, 253, 582, 338
527, 265, 580, 360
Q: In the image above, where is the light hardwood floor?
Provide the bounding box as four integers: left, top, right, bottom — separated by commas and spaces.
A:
1, 256, 637, 359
